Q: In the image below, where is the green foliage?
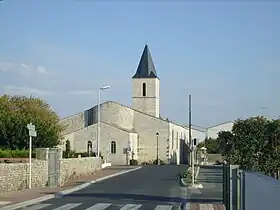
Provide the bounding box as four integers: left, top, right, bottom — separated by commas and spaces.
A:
0, 95, 65, 151
130, 159, 138, 165
197, 138, 220, 154
217, 117, 280, 178
152, 159, 164, 165
0, 149, 36, 158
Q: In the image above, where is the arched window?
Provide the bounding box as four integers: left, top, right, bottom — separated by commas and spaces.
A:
111, 141, 116, 154
142, 83, 146, 96
87, 141, 92, 152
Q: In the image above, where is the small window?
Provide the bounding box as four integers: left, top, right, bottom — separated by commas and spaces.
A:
111, 141, 116, 154
87, 141, 92, 152
142, 83, 146, 96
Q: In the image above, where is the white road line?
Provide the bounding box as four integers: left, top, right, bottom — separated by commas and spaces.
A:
52, 203, 82, 210
84, 203, 112, 210
199, 204, 214, 210
154, 205, 173, 210
120, 204, 142, 210
22, 204, 51, 210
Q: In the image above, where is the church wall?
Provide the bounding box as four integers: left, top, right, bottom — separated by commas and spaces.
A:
60, 112, 84, 135
132, 78, 160, 117
101, 102, 134, 130
133, 112, 169, 163
61, 123, 134, 165
169, 123, 189, 164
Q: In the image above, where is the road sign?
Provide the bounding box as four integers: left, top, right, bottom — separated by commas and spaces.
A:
27, 123, 35, 131
29, 130, 37, 137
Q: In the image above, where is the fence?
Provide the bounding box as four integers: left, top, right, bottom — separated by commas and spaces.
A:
223, 163, 280, 210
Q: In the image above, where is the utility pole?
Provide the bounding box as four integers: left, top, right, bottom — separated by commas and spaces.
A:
188, 94, 195, 186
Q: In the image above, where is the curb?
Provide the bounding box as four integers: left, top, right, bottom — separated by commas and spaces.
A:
0, 166, 142, 210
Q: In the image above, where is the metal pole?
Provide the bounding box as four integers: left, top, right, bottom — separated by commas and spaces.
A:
157, 135, 159, 165
189, 94, 194, 185
29, 136, 32, 189
97, 89, 101, 158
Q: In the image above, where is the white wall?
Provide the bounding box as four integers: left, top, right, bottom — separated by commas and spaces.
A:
62, 122, 134, 165
207, 121, 234, 139
132, 78, 160, 117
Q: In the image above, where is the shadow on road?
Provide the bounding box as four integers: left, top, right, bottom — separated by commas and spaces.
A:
60, 192, 222, 204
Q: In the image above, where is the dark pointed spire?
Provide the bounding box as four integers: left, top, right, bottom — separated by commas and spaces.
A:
132, 45, 159, 79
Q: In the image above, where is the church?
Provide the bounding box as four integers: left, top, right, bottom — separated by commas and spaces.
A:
59, 45, 205, 165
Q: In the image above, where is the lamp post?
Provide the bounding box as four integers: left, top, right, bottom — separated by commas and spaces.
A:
97, 85, 110, 158
156, 132, 159, 165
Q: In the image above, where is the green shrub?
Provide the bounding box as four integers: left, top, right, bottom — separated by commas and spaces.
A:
152, 159, 164, 165
0, 149, 36, 158
130, 159, 138, 165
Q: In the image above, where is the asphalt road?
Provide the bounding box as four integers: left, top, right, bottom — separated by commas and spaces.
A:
20, 165, 189, 210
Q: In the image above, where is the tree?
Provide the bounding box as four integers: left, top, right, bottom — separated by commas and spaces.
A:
0, 95, 65, 150
217, 117, 280, 178
197, 138, 220, 154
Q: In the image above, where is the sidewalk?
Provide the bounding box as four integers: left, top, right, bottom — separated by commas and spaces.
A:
0, 166, 139, 208
186, 165, 225, 210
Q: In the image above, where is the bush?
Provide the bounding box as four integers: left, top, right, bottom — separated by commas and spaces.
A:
130, 159, 138, 165
152, 159, 164, 165
0, 149, 36, 158
141, 161, 151, 165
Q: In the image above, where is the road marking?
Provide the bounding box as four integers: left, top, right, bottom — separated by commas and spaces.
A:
154, 205, 173, 210
120, 204, 142, 210
52, 203, 81, 210
84, 203, 112, 210
22, 204, 51, 210
199, 204, 214, 210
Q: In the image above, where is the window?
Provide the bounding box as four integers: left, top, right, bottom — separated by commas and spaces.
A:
142, 83, 146, 96
111, 141, 116, 154
87, 141, 92, 152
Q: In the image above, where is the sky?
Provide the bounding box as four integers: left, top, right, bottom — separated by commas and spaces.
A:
0, 0, 279, 127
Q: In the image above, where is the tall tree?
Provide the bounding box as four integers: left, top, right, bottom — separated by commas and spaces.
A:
0, 95, 65, 150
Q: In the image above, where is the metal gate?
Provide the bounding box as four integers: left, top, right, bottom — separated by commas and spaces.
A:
48, 148, 60, 187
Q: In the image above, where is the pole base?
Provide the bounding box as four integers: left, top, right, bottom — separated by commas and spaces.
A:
188, 183, 203, 189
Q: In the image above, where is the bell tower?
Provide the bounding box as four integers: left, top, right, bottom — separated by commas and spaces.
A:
132, 45, 160, 118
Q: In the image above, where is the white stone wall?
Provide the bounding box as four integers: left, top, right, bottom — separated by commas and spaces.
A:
132, 78, 160, 117
0, 160, 48, 194
169, 123, 189, 164
133, 111, 169, 163
62, 122, 135, 165
0, 157, 101, 194
192, 129, 206, 145
101, 102, 134, 130
60, 112, 84, 135
59, 157, 101, 185
207, 121, 234, 139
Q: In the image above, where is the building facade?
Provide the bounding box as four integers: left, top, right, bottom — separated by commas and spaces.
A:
59, 45, 205, 165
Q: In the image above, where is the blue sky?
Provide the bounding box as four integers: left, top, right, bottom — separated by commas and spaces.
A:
0, 1, 279, 127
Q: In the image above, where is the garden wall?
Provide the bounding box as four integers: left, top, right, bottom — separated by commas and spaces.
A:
0, 157, 101, 194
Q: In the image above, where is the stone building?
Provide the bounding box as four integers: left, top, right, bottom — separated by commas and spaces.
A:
59, 45, 205, 165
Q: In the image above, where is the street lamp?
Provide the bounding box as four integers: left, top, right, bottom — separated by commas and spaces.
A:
97, 85, 110, 158
156, 132, 159, 165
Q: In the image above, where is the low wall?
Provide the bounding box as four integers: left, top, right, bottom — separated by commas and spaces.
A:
0, 160, 48, 194
0, 157, 102, 194
60, 157, 101, 185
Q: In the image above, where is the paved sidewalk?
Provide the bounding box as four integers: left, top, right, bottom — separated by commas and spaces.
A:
0, 166, 138, 207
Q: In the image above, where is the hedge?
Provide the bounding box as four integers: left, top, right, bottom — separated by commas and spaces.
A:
0, 149, 36, 158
